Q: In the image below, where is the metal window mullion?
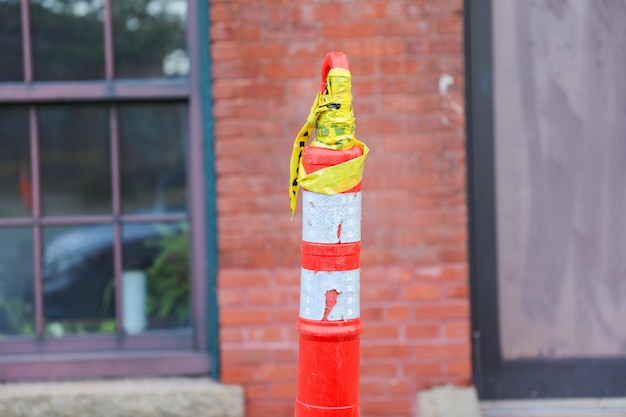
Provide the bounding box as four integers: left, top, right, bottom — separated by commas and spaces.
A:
109, 105, 123, 336
0, 218, 32, 227
186, 0, 207, 352
191, 0, 219, 375
40, 215, 114, 225
20, 0, 32, 82
121, 213, 188, 222
103, 0, 114, 79
113, 221, 123, 336
0, 214, 187, 227
0, 81, 190, 103
29, 106, 43, 337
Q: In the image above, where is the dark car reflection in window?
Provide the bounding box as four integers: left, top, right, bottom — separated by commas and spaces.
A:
42, 170, 190, 336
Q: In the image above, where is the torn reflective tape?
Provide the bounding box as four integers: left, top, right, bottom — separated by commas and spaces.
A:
299, 269, 360, 321
302, 191, 361, 244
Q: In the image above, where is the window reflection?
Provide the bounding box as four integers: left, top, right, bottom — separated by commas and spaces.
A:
0, 0, 24, 81
0, 106, 31, 218
113, 0, 188, 78
0, 228, 34, 336
119, 102, 188, 214
39, 104, 111, 216
31, 0, 105, 80
40, 221, 190, 336
43, 224, 115, 335
122, 221, 190, 332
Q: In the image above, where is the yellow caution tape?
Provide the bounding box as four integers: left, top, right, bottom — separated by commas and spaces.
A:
289, 67, 368, 216
298, 138, 369, 195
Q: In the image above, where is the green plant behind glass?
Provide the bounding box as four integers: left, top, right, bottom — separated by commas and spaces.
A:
145, 223, 190, 327
0, 296, 34, 337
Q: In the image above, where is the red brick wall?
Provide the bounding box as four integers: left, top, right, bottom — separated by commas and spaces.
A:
210, 0, 469, 416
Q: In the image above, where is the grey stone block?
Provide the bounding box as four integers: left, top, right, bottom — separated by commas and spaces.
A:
417, 384, 482, 417
0, 378, 244, 417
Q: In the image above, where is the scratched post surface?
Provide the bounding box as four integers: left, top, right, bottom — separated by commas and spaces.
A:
294, 52, 364, 417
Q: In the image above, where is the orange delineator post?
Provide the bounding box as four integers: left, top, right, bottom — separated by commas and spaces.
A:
295, 53, 363, 417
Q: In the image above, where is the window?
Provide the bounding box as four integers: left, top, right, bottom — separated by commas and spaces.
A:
0, 0, 213, 380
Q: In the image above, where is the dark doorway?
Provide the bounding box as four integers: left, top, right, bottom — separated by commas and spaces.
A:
465, 0, 626, 399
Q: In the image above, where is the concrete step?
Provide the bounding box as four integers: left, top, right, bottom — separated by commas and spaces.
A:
417, 385, 626, 417
481, 398, 626, 417
0, 378, 244, 417
418, 385, 482, 417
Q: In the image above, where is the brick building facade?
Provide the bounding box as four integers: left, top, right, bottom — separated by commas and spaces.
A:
210, 1, 470, 415
2, 0, 624, 415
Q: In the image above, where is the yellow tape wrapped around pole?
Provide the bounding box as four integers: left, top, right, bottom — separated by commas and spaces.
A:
289, 66, 369, 216
298, 139, 369, 196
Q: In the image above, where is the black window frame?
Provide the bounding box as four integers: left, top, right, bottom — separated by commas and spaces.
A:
464, 0, 626, 399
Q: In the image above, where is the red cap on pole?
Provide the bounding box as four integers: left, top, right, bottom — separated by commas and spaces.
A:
320, 52, 350, 93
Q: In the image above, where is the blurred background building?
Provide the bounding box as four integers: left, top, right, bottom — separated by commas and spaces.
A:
0, 0, 624, 416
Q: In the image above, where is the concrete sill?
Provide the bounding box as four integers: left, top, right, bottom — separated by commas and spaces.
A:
481, 398, 626, 417
0, 378, 244, 417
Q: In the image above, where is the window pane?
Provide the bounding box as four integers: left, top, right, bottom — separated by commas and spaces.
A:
119, 102, 187, 214
122, 222, 190, 332
43, 224, 116, 335
0, 228, 34, 336
0, 106, 31, 218
495, 0, 626, 359
113, 0, 188, 78
0, 0, 24, 81
39, 104, 111, 216
31, 0, 105, 80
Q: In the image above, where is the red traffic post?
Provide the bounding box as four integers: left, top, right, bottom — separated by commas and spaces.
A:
291, 52, 367, 417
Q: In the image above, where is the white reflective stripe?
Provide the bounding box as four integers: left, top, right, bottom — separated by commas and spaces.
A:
299, 268, 360, 321
302, 191, 361, 244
